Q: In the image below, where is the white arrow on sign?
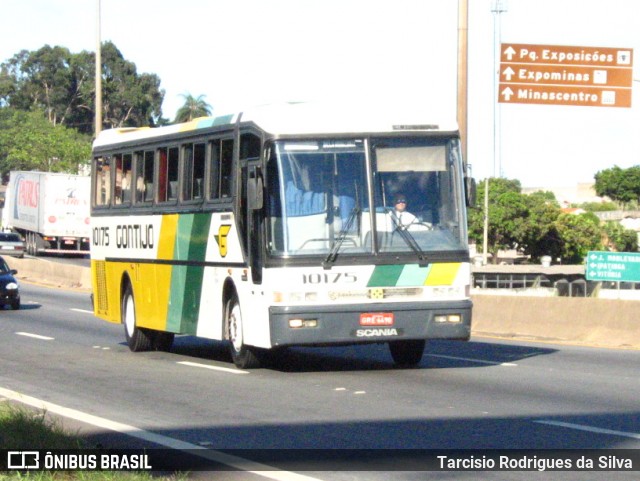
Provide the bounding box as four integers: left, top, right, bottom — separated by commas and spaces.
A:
503, 46, 516, 61
501, 87, 514, 101
502, 66, 515, 81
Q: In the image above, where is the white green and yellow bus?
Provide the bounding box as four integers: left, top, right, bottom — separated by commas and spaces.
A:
90, 102, 474, 368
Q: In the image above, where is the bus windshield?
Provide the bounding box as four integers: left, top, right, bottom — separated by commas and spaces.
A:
266, 136, 467, 259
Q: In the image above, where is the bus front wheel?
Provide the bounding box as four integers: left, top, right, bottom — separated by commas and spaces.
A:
122, 284, 153, 352
388, 340, 426, 367
225, 295, 261, 369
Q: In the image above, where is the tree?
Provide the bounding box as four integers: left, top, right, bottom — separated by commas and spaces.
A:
174, 94, 212, 123
519, 191, 563, 262
603, 221, 638, 252
0, 108, 91, 175
100, 42, 165, 129
468, 178, 527, 262
594, 165, 640, 208
555, 212, 603, 264
468, 181, 611, 264
0, 46, 82, 127
0, 42, 166, 134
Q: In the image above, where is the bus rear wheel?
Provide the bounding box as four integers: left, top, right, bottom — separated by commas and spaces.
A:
122, 284, 153, 352
226, 295, 261, 369
388, 340, 426, 367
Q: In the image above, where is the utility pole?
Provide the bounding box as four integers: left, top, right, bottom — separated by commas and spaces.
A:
483, 0, 508, 265
95, 0, 102, 137
457, 0, 468, 162
492, 0, 507, 178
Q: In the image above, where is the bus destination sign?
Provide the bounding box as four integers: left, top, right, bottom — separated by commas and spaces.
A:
499, 43, 633, 108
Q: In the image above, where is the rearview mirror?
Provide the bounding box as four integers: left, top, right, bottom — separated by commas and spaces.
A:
248, 173, 264, 210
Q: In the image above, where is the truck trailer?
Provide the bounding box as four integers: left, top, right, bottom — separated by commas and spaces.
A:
1, 171, 90, 256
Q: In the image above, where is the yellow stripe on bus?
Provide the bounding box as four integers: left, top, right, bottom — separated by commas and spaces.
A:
424, 263, 461, 286
158, 214, 179, 259
135, 214, 179, 332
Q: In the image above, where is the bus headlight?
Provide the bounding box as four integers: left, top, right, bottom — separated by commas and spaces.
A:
273, 291, 318, 303
288, 319, 318, 328
434, 314, 462, 323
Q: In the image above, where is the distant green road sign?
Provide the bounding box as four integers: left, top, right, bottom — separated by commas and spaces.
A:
586, 251, 640, 282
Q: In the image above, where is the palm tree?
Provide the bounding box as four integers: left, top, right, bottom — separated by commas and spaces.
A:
174, 94, 212, 123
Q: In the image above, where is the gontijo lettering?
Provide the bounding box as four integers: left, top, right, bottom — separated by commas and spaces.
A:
116, 224, 154, 249
91, 225, 154, 249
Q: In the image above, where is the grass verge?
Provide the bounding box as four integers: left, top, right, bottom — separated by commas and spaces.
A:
0, 402, 187, 480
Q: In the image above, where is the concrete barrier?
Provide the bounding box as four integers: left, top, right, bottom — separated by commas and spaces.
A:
3, 256, 639, 350
5, 256, 92, 291
472, 295, 640, 349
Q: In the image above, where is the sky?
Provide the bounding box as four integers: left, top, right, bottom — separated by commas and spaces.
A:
1, 0, 639, 188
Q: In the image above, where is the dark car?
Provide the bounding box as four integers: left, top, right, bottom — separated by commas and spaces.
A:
0, 256, 20, 310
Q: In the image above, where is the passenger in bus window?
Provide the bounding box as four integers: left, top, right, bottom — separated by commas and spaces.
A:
136, 176, 146, 200
101, 164, 111, 205
121, 170, 131, 203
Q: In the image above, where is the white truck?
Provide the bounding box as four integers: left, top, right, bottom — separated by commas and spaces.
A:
1, 171, 91, 256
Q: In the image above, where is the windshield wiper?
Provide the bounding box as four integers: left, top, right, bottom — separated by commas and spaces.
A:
387, 209, 429, 266
323, 207, 359, 269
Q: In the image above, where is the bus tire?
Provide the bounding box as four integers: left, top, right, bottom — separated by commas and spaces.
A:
226, 295, 261, 369
388, 339, 426, 367
122, 284, 153, 352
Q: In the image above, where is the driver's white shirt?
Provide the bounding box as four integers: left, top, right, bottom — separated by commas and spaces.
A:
392, 209, 417, 227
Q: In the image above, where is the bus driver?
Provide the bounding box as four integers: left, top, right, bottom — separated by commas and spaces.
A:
391, 194, 417, 229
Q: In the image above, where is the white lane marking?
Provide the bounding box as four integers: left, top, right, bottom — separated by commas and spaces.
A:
0, 386, 322, 481
425, 353, 517, 366
16, 332, 54, 341
71, 308, 94, 314
177, 361, 249, 375
535, 420, 640, 440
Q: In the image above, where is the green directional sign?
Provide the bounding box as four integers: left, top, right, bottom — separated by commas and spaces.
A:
586, 251, 640, 282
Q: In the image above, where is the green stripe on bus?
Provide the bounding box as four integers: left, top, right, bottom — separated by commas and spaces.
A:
181, 214, 211, 333
167, 214, 212, 334
367, 264, 404, 287
196, 115, 234, 129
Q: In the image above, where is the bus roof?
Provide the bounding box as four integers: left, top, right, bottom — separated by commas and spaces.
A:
92, 102, 459, 148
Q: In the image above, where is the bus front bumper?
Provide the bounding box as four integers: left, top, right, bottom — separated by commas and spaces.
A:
269, 300, 472, 347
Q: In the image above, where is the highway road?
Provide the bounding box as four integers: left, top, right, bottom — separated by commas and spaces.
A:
1, 282, 640, 480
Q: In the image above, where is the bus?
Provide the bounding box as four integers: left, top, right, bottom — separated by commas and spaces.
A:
90, 102, 474, 369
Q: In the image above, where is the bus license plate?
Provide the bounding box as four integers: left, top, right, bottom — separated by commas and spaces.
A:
360, 312, 394, 326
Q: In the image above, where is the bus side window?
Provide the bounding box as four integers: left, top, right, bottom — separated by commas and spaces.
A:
135, 150, 154, 204
193, 143, 206, 199
209, 139, 220, 199
208, 137, 233, 200
240, 133, 261, 159
167, 147, 179, 201
113, 154, 123, 203
183, 142, 206, 201
183, 144, 194, 201
94, 156, 111, 206
120, 153, 132, 204
220, 139, 233, 198
157, 147, 168, 202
